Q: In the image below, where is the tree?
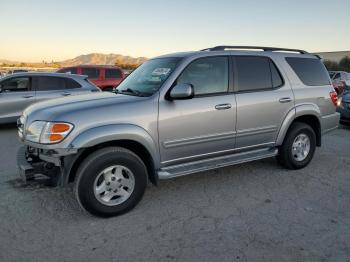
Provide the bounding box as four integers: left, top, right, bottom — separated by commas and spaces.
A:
323, 56, 350, 72
338, 56, 350, 72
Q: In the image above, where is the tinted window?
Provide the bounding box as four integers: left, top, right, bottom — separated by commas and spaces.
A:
177, 57, 228, 95
235, 56, 281, 91
0, 77, 30, 92
105, 69, 122, 79
65, 78, 81, 89
34, 76, 66, 91
270, 60, 283, 88
286, 57, 330, 86
59, 68, 77, 74
82, 68, 99, 79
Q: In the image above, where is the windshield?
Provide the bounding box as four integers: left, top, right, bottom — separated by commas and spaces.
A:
117, 57, 181, 96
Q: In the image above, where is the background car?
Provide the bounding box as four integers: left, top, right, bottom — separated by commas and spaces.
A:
7, 69, 29, 75
329, 71, 350, 95
57, 65, 125, 92
338, 91, 350, 125
0, 72, 100, 124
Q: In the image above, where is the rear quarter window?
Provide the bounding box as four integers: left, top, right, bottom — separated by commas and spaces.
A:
286, 57, 330, 86
65, 78, 81, 89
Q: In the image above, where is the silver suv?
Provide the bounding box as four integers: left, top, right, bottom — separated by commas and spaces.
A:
17, 46, 340, 217
0, 72, 100, 123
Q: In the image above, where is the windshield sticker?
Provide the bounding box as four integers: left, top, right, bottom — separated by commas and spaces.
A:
152, 68, 171, 76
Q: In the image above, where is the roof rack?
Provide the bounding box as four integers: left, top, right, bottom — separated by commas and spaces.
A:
200, 46, 308, 54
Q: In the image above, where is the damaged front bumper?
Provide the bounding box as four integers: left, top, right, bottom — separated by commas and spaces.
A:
16, 145, 78, 187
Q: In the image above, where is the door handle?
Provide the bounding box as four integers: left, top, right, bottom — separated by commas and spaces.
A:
215, 103, 232, 110
61, 92, 71, 96
22, 95, 34, 98
279, 97, 292, 103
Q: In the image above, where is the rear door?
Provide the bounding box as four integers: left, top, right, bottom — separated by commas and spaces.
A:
233, 55, 294, 149
0, 76, 35, 121
33, 76, 70, 102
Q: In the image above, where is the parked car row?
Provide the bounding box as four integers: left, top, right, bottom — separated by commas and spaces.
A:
16, 46, 340, 217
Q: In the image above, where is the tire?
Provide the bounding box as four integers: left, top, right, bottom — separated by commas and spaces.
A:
74, 147, 148, 217
276, 122, 316, 170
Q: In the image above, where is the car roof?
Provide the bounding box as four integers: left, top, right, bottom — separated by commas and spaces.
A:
0, 72, 87, 80
153, 47, 319, 60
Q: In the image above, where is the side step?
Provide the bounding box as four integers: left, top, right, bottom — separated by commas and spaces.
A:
157, 147, 278, 180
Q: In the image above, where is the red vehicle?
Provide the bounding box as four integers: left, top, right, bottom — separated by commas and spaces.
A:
57, 65, 125, 91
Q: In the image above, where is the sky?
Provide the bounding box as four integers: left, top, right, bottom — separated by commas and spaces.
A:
0, 0, 349, 62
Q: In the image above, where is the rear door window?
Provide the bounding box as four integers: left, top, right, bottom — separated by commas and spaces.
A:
105, 69, 122, 79
81, 68, 99, 79
33, 76, 66, 91
234, 56, 283, 92
286, 57, 330, 86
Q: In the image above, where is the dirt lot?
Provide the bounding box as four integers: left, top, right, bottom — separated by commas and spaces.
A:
0, 124, 349, 262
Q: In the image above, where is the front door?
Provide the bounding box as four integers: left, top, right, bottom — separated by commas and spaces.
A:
158, 56, 237, 166
0, 76, 35, 122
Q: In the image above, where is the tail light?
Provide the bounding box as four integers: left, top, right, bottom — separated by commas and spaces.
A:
329, 91, 338, 106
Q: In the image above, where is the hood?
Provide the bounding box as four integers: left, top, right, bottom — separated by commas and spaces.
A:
23, 92, 146, 123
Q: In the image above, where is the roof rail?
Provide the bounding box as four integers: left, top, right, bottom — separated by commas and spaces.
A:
200, 46, 308, 54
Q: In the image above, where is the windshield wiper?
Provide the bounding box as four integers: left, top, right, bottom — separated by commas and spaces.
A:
117, 88, 149, 97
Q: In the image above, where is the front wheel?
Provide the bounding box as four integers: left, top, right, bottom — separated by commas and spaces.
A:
74, 147, 148, 217
277, 122, 316, 169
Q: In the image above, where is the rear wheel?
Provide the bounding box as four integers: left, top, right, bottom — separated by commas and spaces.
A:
277, 122, 316, 169
74, 147, 147, 217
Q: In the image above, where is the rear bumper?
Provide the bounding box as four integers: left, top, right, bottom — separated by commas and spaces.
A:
321, 112, 340, 134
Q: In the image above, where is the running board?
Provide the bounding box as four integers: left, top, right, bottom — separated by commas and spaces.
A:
157, 147, 278, 180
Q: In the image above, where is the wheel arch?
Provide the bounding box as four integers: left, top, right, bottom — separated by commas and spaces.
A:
276, 104, 322, 147
64, 124, 160, 186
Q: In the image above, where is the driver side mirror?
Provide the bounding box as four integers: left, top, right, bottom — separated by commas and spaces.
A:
169, 83, 194, 100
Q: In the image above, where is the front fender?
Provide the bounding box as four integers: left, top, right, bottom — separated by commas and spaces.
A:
69, 124, 160, 168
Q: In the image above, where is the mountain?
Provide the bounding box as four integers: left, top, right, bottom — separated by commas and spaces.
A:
60, 53, 148, 67
316, 51, 350, 62
0, 53, 148, 69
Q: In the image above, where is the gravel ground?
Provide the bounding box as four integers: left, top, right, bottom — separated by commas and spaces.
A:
0, 124, 349, 262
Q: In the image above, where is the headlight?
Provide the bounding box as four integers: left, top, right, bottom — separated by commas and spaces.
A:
26, 121, 47, 143
26, 121, 74, 144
